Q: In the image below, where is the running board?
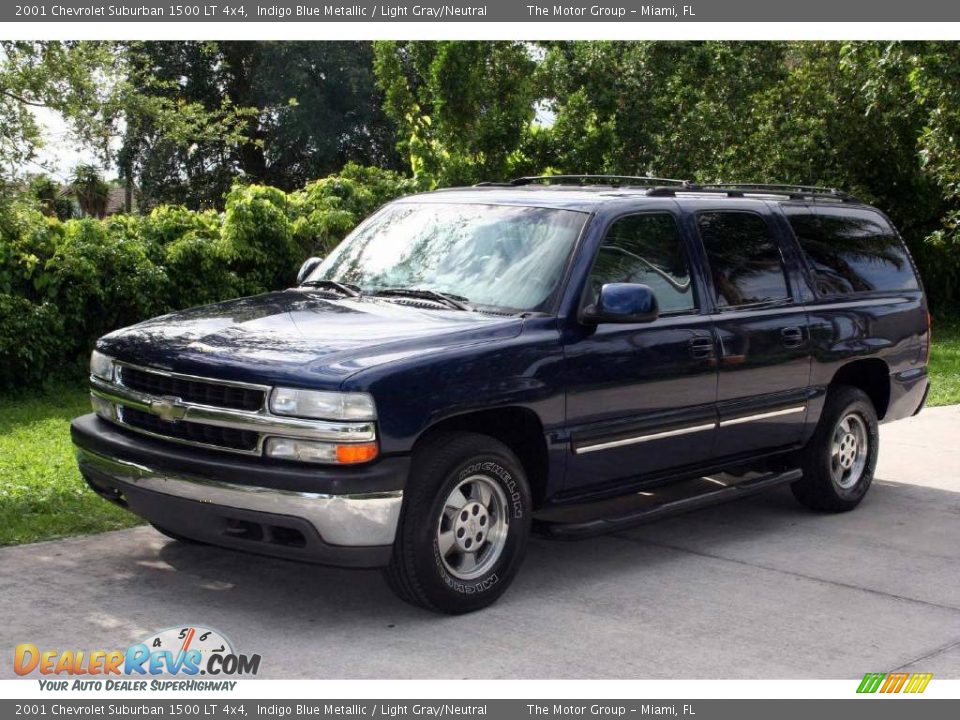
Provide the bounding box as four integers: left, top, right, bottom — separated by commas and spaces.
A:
534, 467, 802, 539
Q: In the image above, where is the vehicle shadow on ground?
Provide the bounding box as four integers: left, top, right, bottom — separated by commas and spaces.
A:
145, 476, 959, 625
2, 477, 958, 678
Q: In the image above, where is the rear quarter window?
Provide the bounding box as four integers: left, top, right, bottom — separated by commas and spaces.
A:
696, 210, 790, 307
785, 206, 919, 296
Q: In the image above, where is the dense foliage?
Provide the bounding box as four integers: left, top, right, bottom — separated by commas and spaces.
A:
118, 42, 402, 209
373, 41, 960, 313
0, 164, 414, 388
4, 40, 960, 388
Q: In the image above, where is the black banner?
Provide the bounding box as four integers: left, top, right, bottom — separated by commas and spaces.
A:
5, 1, 960, 23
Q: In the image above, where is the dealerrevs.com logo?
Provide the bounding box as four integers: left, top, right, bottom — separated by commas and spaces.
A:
14, 625, 260, 691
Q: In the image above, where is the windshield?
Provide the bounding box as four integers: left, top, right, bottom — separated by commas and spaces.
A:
306, 202, 588, 312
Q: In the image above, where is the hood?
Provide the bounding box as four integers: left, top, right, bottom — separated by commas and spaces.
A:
98, 290, 524, 388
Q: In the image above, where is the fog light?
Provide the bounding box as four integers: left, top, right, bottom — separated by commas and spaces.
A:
91, 394, 115, 421
264, 438, 379, 465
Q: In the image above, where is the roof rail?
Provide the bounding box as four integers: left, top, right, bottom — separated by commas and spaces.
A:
474, 176, 862, 203
646, 182, 861, 203
504, 175, 694, 188
702, 182, 857, 200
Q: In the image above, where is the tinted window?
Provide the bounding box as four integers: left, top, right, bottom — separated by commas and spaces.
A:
697, 212, 789, 307
786, 207, 919, 296
588, 213, 695, 313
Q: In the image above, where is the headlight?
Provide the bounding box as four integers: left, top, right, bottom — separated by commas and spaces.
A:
90, 350, 115, 382
264, 437, 379, 465
269, 388, 376, 421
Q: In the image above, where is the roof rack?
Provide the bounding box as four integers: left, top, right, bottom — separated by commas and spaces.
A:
480, 175, 695, 188
701, 183, 858, 201
646, 182, 861, 203
475, 176, 861, 203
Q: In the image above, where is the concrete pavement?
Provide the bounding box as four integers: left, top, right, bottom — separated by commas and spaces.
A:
1, 406, 959, 678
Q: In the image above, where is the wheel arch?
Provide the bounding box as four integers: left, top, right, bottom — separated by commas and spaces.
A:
829, 358, 891, 420
412, 407, 550, 507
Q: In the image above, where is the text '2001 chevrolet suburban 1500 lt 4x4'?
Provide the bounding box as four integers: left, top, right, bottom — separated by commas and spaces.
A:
72, 176, 931, 614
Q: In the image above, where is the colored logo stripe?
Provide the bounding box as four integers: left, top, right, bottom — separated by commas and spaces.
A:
904, 673, 933, 693
857, 672, 932, 694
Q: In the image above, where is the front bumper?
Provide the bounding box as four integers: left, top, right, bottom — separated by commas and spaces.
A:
72, 414, 407, 568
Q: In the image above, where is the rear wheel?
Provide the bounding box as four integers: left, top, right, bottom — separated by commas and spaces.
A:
792, 385, 879, 512
384, 432, 531, 614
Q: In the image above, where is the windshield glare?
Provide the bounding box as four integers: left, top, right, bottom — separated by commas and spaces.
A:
307, 202, 588, 312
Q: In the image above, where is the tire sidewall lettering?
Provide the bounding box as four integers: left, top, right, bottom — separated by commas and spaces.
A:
459, 460, 523, 519
431, 457, 521, 595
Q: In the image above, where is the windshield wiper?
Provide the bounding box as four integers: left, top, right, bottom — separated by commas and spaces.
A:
373, 288, 470, 311
299, 279, 362, 298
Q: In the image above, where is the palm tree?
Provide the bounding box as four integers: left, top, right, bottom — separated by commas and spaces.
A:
70, 164, 110, 219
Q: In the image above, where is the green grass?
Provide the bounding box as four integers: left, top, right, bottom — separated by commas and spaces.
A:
0, 383, 141, 546
929, 318, 960, 407
1, 323, 959, 547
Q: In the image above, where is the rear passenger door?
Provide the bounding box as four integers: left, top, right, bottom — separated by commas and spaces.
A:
695, 209, 813, 457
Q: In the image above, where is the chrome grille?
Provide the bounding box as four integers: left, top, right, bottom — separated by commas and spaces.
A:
120, 406, 260, 452
90, 362, 377, 458
119, 365, 265, 411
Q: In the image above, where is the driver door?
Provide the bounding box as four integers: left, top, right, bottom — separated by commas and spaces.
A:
562, 211, 719, 494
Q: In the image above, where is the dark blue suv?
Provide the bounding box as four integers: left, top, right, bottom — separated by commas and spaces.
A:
71, 177, 930, 613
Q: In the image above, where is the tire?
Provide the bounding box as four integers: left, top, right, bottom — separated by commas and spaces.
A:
791, 385, 879, 512
150, 523, 206, 545
384, 432, 532, 614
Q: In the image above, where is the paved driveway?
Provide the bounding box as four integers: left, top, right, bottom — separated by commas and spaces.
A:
2, 406, 959, 679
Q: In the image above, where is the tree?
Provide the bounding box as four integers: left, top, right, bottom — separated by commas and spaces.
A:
27, 174, 72, 220
534, 41, 790, 178
373, 41, 538, 186
0, 41, 114, 180
1, 40, 255, 213
536, 41, 960, 312
898, 42, 960, 310
118, 41, 401, 210
70, 164, 110, 218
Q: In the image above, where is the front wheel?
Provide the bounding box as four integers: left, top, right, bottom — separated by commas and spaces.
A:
384, 432, 531, 614
792, 385, 879, 512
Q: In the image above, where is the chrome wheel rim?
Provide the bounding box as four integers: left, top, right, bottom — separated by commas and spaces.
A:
436, 475, 509, 581
830, 412, 868, 489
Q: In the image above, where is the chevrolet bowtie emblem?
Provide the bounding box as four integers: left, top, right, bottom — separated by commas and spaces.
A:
150, 397, 188, 422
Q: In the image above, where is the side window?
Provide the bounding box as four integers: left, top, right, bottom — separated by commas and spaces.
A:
697, 211, 790, 307
786, 207, 920, 296
588, 213, 695, 314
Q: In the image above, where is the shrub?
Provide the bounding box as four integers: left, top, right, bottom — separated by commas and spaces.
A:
43, 219, 169, 361
221, 184, 299, 294
288, 163, 417, 256
0, 295, 66, 389
0, 166, 414, 387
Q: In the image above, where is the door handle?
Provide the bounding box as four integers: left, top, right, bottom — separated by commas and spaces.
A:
781, 326, 804, 348
688, 337, 715, 359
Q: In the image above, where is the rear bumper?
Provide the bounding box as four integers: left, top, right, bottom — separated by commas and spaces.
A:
884, 366, 930, 423
72, 414, 407, 568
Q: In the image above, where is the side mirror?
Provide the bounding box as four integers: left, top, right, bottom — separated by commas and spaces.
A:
582, 283, 659, 325
297, 256, 323, 285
